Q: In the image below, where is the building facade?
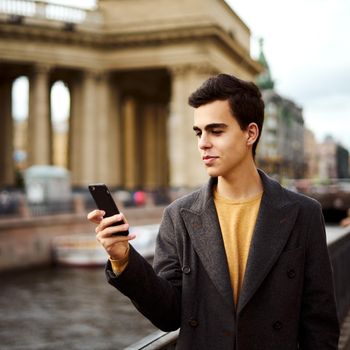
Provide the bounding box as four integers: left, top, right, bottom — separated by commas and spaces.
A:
0, 0, 262, 190
255, 40, 305, 179
304, 128, 319, 179
319, 136, 349, 179
257, 90, 305, 179
337, 145, 350, 179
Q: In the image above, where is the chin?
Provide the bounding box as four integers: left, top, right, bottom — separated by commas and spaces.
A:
205, 168, 220, 178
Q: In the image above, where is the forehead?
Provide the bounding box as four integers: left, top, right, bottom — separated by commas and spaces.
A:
193, 100, 236, 127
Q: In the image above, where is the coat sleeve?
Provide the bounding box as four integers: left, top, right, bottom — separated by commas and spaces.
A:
298, 202, 340, 349
105, 208, 182, 332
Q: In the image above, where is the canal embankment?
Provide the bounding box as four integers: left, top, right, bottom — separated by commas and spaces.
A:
0, 206, 165, 272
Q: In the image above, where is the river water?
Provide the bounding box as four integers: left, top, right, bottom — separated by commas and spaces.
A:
0, 266, 157, 350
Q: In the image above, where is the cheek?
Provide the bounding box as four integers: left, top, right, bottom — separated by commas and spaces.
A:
219, 137, 238, 150
223, 138, 247, 156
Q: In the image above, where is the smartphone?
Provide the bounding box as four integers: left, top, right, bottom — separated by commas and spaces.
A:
88, 183, 129, 236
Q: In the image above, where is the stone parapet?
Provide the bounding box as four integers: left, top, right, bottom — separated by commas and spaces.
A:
0, 205, 165, 272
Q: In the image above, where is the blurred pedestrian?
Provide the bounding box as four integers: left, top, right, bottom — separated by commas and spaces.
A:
88, 74, 339, 349
133, 190, 146, 206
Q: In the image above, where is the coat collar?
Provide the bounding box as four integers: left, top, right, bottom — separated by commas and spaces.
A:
180, 169, 300, 313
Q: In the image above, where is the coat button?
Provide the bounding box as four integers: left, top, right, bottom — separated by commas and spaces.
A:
188, 318, 199, 327
273, 321, 283, 330
287, 269, 296, 279
182, 266, 191, 274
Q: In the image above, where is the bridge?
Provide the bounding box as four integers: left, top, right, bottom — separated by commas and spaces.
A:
287, 178, 350, 222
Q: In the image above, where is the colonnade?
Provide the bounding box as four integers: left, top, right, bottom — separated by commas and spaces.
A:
0, 62, 215, 190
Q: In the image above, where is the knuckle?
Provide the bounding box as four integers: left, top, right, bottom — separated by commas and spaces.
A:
105, 226, 114, 235
100, 219, 108, 229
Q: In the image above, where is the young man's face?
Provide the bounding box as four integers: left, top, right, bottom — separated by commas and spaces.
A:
193, 100, 253, 179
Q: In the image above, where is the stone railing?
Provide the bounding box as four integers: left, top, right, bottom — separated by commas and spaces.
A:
0, 0, 100, 25
124, 329, 179, 350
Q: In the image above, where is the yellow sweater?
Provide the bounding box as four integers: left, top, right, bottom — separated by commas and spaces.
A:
214, 189, 263, 306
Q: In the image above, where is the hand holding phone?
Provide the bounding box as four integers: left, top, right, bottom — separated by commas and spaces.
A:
88, 183, 129, 236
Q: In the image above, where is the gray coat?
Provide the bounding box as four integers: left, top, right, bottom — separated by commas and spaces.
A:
106, 170, 339, 349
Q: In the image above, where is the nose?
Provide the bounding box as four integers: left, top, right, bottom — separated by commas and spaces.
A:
198, 133, 211, 150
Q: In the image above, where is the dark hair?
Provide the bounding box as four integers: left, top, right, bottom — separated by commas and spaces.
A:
188, 73, 264, 157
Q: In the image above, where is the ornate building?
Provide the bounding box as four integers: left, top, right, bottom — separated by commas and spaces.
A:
256, 40, 305, 179
0, 0, 262, 190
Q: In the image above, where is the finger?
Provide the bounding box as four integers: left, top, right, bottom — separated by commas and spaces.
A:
87, 210, 105, 223
87, 209, 105, 219
97, 223, 130, 237
99, 214, 126, 230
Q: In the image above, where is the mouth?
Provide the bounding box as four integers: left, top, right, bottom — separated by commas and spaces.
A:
202, 155, 219, 165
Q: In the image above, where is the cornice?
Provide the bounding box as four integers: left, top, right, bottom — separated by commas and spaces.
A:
0, 22, 102, 46
0, 22, 262, 75
169, 63, 218, 77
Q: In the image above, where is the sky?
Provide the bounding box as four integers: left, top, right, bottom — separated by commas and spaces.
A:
14, 0, 350, 150
227, 0, 350, 150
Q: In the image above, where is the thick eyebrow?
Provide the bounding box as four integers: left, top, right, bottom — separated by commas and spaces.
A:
192, 123, 228, 132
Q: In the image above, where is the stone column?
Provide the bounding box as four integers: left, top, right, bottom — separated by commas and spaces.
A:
168, 65, 215, 188
95, 73, 121, 186
68, 76, 83, 187
143, 104, 158, 190
160, 105, 169, 187
69, 70, 122, 188
27, 65, 51, 166
77, 70, 99, 186
0, 78, 15, 187
122, 97, 138, 189
155, 104, 169, 188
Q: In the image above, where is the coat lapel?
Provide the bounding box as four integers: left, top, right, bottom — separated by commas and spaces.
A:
237, 171, 300, 313
180, 179, 235, 312
179, 171, 300, 315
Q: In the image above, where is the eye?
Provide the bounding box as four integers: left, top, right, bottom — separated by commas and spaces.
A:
194, 130, 202, 137
211, 129, 223, 135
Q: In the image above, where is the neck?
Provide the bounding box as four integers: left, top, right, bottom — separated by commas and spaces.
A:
216, 163, 263, 201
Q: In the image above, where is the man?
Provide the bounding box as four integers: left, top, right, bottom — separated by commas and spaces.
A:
88, 74, 339, 349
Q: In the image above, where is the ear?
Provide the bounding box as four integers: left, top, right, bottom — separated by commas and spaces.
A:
246, 123, 259, 146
